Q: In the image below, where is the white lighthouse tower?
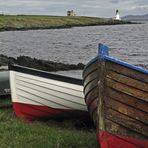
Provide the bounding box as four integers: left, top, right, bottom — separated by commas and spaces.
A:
115, 9, 121, 20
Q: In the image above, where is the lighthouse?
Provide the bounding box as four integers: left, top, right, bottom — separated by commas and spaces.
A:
115, 9, 121, 20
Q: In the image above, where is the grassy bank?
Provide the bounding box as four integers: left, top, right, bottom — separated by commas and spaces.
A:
0, 15, 131, 31
0, 109, 97, 148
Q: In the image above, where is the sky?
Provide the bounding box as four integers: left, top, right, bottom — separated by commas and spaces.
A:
0, 0, 148, 17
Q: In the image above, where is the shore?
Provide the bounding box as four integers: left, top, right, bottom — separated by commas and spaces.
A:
0, 54, 85, 71
1, 54, 147, 71
0, 15, 132, 31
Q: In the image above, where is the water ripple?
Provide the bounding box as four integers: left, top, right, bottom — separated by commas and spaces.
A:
0, 22, 148, 69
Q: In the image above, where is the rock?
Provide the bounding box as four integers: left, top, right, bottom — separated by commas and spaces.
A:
0, 54, 85, 71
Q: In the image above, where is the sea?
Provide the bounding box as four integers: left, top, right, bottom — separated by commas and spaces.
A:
0, 22, 148, 78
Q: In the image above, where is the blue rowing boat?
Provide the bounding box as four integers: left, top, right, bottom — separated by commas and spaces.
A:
83, 43, 148, 148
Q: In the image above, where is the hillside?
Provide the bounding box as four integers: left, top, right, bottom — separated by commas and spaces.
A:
122, 14, 148, 21
0, 15, 131, 31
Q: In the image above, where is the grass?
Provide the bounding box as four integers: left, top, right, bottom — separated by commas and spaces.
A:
0, 109, 97, 148
0, 15, 131, 31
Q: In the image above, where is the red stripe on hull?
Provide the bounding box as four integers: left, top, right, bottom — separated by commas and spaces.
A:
13, 102, 88, 121
97, 131, 148, 148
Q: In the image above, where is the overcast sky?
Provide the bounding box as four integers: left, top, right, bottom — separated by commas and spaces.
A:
0, 0, 148, 17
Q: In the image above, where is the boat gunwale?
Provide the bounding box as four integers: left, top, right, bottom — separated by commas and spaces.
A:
98, 43, 148, 75
82, 56, 98, 77
9, 64, 83, 85
83, 43, 148, 82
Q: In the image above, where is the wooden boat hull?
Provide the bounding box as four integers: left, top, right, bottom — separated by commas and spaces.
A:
83, 44, 148, 147
98, 131, 148, 148
83, 57, 99, 125
9, 64, 88, 121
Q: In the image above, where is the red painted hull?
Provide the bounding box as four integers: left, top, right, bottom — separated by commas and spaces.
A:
97, 131, 148, 148
13, 102, 88, 121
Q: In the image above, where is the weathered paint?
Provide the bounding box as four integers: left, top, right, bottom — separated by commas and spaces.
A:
98, 43, 148, 74
97, 131, 148, 148
83, 43, 148, 148
13, 102, 89, 121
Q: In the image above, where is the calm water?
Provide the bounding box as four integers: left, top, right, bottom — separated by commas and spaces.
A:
0, 22, 148, 78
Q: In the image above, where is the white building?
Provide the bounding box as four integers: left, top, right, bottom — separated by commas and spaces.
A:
115, 9, 121, 20
67, 10, 76, 16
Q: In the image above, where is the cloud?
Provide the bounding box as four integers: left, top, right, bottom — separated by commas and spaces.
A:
0, 0, 148, 17
110, 0, 121, 4
123, 5, 148, 11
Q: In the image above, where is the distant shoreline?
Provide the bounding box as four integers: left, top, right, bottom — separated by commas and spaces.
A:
1, 54, 147, 71
0, 54, 85, 72
0, 15, 134, 32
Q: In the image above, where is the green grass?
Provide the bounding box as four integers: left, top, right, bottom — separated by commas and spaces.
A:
0, 109, 97, 148
0, 15, 131, 31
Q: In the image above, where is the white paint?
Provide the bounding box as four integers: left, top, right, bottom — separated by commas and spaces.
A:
10, 71, 87, 111
115, 9, 121, 20
116, 13, 121, 20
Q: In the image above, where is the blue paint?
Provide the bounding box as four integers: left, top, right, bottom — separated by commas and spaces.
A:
98, 43, 109, 59
98, 43, 148, 74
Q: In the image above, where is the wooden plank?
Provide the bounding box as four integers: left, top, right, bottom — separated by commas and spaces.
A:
86, 96, 98, 108
88, 98, 97, 115
84, 85, 98, 103
83, 59, 98, 79
83, 69, 99, 86
104, 97, 148, 124
84, 78, 98, 95
106, 77, 148, 102
88, 99, 98, 125
105, 119, 147, 140
106, 87, 148, 113
105, 108, 148, 137
106, 61, 148, 83
97, 61, 106, 131
92, 108, 97, 126
106, 70, 148, 92
85, 87, 98, 105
